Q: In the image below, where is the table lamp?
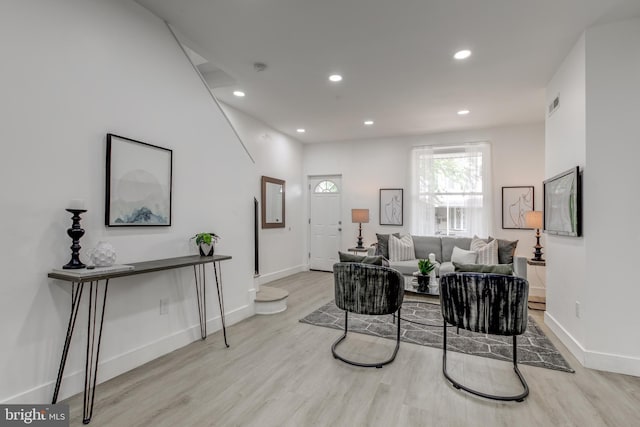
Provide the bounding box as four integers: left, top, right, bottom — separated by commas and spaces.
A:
351, 209, 369, 249
525, 211, 544, 261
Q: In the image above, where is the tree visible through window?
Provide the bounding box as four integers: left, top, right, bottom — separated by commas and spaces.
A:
411, 143, 492, 237
314, 180, 338, 193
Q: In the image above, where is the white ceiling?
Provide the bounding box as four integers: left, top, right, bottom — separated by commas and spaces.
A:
136, 0, 640, 143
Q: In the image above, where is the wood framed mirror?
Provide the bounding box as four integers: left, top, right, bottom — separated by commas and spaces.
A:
261, 176, 285, 228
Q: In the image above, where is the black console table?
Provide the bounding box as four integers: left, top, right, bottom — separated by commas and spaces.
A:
47, 254, 232, 424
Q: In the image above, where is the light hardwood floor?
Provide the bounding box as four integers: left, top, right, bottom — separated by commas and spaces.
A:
65, 271, 640, 426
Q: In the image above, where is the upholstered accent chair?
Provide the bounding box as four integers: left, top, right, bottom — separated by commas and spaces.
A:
332, 262, 405, 368
439, 272, 530, 401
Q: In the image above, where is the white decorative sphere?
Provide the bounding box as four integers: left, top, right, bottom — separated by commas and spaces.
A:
91, 241, 116, 267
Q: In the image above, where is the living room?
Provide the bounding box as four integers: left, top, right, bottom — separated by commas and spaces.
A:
1, 0, 639, 426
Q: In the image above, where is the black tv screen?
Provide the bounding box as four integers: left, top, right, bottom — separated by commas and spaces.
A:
543, 166, 581, 236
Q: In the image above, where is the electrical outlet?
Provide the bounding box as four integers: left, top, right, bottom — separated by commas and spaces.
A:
160, 298, 169, 315
575, 301, 581, 318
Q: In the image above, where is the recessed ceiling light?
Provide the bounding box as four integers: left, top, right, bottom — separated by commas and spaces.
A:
454, 50, 472, 60
296, 128, 306, 133
364, 120, 374, 125
328, 74, 343, 82
457, 109, 470, 115
233, 90, 245, 97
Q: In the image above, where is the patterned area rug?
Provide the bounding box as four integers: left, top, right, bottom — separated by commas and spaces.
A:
300, 300, 574, 373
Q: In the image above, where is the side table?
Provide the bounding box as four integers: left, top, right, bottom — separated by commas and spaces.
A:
347, 247, 369, 255
527, 259, 546, 310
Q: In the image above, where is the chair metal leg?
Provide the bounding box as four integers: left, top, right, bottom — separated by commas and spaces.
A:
442, 322, 529, 402
331, 308, 401, 368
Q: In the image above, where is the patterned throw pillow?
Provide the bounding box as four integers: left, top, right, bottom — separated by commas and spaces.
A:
375, 233, 400, 258
451, 246, 477, 264
388, 235, 416, 262
470, 236, 499, 265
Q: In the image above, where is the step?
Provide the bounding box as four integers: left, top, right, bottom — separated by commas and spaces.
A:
255, 286, 289, 315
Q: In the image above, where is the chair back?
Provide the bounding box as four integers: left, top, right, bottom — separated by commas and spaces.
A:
440, 272, 529, 335
333, 263, 404, 315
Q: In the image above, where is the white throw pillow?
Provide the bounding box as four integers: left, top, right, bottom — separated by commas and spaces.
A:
388, 234, 416, 262
470, 236, 499, 265
451, 246, 477, 264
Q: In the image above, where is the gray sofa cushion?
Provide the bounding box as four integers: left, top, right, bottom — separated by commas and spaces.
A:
489, 237, 518, 264
412, 235, 442, 261
338, 252, 384, 266
441, 237, 473, 262
439, 261, 455, 276
388, 259, 420, 275
375, 233, 400, 258
453, 262, 514, 275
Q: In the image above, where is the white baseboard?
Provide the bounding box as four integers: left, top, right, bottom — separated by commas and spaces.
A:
2, 303, 253, 405
545, 312, 640, 377
259, 264, 307, 285
584, 350, 640, 377
544, 311, 586, 365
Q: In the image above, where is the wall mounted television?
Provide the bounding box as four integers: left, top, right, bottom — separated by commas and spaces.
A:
543, 166, 581, 236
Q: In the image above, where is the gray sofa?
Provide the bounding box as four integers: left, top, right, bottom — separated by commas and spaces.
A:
370, 235, 527, 280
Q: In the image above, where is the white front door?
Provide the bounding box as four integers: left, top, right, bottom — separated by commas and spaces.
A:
309, 176, 342, 272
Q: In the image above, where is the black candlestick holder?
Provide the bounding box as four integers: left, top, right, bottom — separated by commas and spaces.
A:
63, 209, 87, 269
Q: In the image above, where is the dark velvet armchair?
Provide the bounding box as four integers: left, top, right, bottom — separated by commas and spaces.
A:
440, 272, 530, 401
332, 262, 405, 368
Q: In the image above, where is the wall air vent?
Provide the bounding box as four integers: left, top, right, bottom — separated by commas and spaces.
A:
548, 95, 560, 117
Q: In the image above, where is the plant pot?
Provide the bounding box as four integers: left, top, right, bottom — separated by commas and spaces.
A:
199, 243, 214, 256
412, 272, 431, 293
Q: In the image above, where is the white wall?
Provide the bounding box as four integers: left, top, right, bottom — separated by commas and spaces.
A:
0, 0, 257, 403
544, 34, 587, 357
545, 18, 640, 376
221, 104, 307, 283
303, 123, 545, 256
583, 18, 640, 374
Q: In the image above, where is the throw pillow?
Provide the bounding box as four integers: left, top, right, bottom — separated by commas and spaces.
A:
453, 262, 514, 275
338, 252, 384, 266
451, 246, 477, 264
375, 233, 401, 258
470, 236, 499, 265
488, 237, 518, 264
388, 234, 416, 262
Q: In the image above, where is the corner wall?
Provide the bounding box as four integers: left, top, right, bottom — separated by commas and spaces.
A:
545, 18, 640, 376
221, 104, 307, 284
0, 0, 256, 403
583, 18, 640, 374
543, 35, 587, 358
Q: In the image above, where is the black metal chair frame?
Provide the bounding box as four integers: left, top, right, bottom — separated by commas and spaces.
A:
331, 308, 401, 368
442, 322, 529, 402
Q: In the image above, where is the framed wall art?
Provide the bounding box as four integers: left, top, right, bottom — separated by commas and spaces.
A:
379, 188, 403, 226
502, 186, 534, 229
105, 133, 172, 227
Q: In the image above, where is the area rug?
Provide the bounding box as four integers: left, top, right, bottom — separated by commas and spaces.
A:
300, 300, 574, 373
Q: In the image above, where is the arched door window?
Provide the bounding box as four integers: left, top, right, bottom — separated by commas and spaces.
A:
314, 180, 339, 193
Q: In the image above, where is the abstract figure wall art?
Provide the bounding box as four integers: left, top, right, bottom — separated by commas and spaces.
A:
502, 186, 534, 229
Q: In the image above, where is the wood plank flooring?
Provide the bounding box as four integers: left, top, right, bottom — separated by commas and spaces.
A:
64, 271, 640, 426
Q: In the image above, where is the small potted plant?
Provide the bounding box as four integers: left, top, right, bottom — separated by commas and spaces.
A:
192, 232, 221, 256
413, 258, 435, 293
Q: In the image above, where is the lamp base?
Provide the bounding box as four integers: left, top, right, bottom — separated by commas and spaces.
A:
355, 222, 365, 249
532, 229, 544, 261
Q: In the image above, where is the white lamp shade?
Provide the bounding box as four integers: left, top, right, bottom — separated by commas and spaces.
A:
525, 211, 543, 229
